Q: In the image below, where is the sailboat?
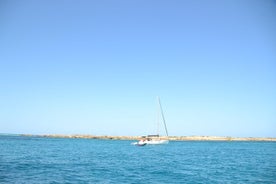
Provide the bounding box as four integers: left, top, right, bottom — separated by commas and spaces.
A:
132, 97, 169, 146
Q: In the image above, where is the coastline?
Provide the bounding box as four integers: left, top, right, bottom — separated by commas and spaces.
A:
19, 134, 276, 141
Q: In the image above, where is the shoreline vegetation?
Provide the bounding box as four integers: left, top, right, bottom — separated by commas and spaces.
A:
19, 134, 276, 141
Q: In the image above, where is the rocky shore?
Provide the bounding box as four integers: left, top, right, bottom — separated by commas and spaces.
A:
21, 134, 276, 141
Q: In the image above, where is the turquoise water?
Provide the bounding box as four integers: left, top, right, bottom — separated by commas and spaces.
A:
0, 135, 275, 183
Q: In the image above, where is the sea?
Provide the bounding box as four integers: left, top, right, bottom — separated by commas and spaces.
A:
0, 135, 275, 183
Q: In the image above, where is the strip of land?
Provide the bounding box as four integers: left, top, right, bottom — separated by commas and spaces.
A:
20, 134, 276, 141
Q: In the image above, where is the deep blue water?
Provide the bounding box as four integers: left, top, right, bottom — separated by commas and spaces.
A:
0, 135, 275, 183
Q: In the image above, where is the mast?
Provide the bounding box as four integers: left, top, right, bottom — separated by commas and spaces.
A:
157, 96, 169, 137
156, 99, 160, 136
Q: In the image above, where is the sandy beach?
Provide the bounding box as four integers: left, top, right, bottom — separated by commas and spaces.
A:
20, 134, 276, 141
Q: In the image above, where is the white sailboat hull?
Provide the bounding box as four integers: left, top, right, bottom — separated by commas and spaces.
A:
145, 139, 169, 145
132, 139, 169, 146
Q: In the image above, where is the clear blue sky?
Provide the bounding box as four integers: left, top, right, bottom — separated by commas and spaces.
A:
0, 0, 275, 137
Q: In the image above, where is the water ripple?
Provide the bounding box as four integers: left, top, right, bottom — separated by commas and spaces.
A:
0, 136, 275, 183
